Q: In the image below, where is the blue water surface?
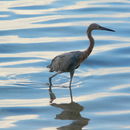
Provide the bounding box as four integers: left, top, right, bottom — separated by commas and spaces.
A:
0, 0, 130, 129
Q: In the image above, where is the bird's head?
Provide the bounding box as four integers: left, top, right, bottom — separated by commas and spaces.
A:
88, 23, 115, 32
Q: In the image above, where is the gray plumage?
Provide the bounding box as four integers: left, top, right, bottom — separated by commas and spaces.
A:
47, 51, 82, 72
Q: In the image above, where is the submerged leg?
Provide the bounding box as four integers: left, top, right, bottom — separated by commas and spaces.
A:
49, 72, 61, 90
48, 72, 61, 103
69, 71, 74, 102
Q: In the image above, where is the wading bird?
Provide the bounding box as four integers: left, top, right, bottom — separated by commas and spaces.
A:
47, 23, 115, 101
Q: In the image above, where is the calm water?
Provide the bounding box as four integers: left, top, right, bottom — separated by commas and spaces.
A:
0, 0, 130, 129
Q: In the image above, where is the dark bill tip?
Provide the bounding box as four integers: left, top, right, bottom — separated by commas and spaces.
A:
101, 26, 115, 32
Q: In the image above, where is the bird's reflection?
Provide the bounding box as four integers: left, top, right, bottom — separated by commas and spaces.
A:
48, 87, 89, 130
51, 102, 89, 130
48, 88, 56, 103
48, 84, 73, 103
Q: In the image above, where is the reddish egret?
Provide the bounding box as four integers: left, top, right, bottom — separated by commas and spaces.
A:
47, 23, 115, 101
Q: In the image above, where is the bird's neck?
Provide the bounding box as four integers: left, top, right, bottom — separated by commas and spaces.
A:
84, 30, 94, 58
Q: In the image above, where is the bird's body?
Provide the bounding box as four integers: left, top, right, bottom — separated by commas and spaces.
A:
47, 23, 115, 101
47, 51, 87, 73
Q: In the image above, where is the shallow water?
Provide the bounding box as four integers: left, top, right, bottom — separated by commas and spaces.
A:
0, 0, 130, 129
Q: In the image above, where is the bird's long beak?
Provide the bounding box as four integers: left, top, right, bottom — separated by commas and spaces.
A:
100, 26, 115, 32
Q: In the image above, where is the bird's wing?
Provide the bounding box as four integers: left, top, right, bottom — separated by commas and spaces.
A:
48, 51, 82, 72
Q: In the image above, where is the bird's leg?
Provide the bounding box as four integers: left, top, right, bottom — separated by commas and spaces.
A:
49, 72, 60, 90
69, 71, 74, 102
48, 72, 61, 103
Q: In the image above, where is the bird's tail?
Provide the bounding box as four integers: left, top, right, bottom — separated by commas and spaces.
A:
46, 65, 49, 68
46, 65, 51, 68
46, 64, 52, 72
